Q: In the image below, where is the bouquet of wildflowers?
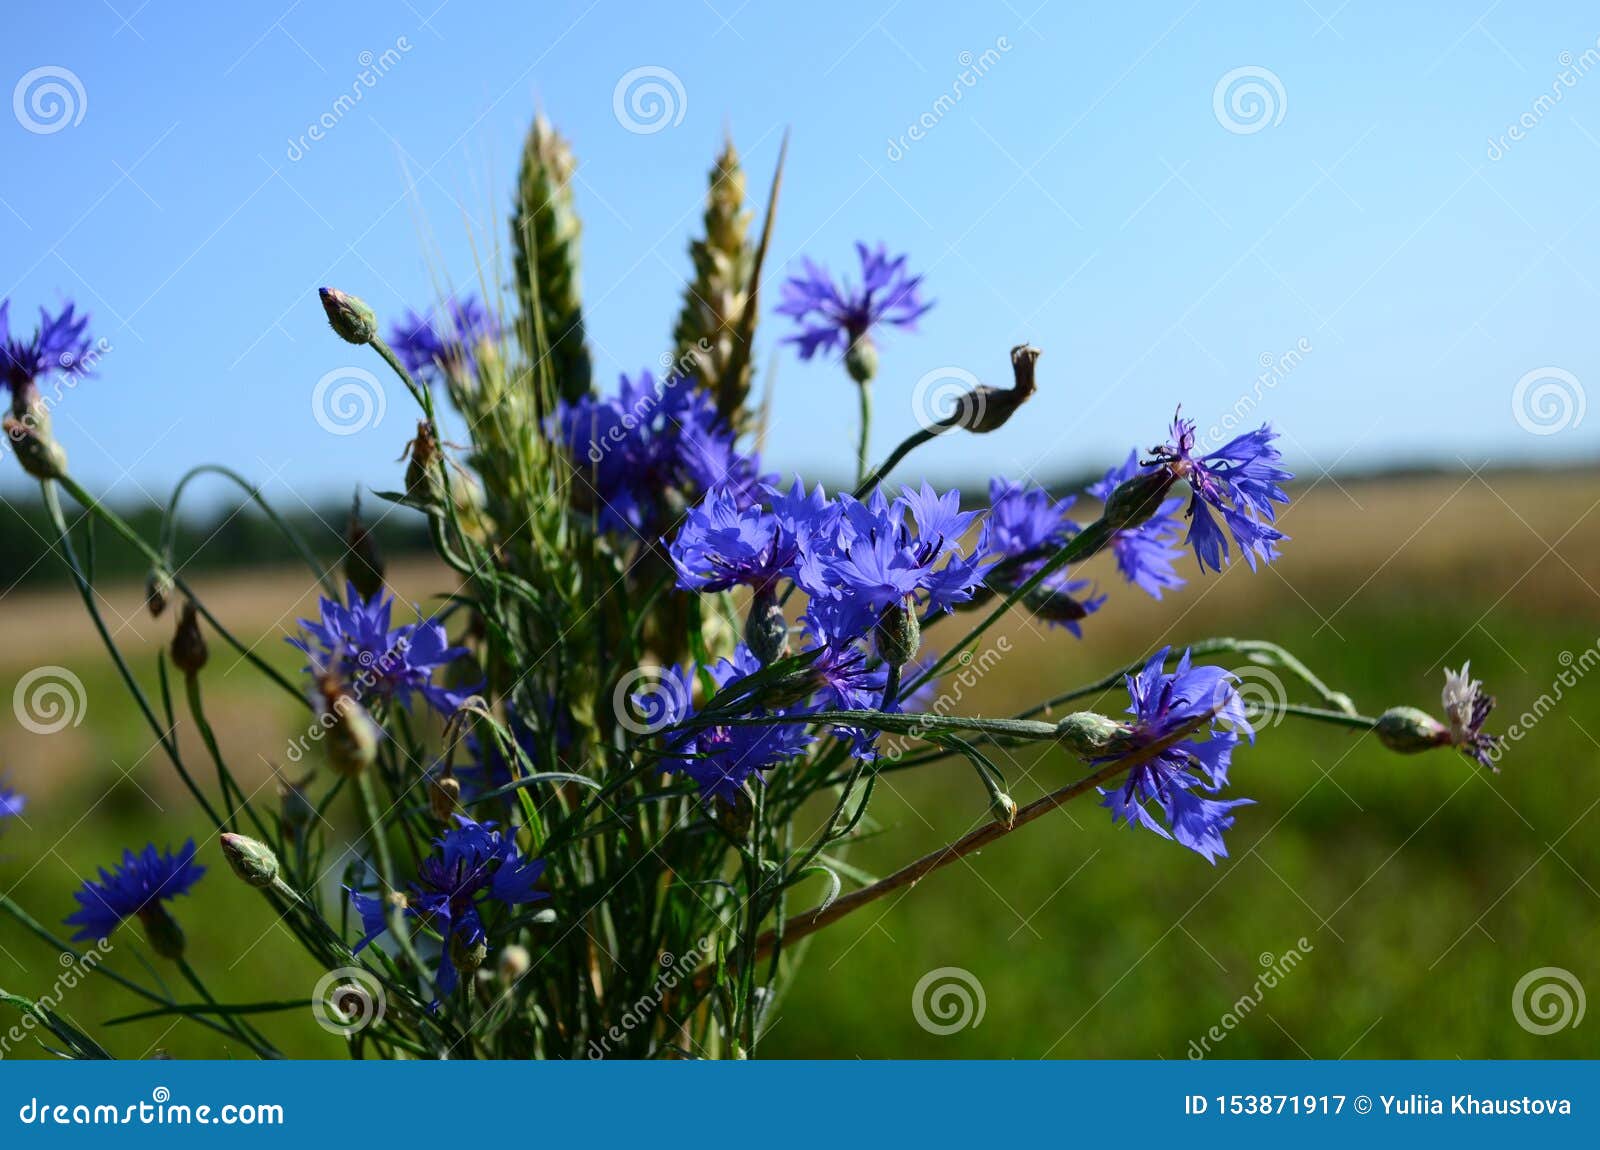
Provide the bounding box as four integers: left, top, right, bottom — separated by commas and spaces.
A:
0, 116, 1504, 1060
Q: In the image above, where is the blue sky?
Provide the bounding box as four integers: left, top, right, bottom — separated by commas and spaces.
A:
3, 0, 1597, 511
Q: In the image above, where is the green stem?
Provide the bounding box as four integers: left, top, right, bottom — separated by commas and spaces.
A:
175, 957, 281, 1058
854, 381, 872, 487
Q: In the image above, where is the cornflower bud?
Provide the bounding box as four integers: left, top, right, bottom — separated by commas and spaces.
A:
1102, 467, 1178, 532
403, 420, 442, 505
344, 493, 386, 601
3, 414, 67, 480
1055, 711, 1135, 758
428, 773, 462, 823
136, 902, 186, 961
844, 331, 878, 385
170, 600, 208, 676
145, 568, 174, 618
317, 675, 381, 778
450, 931, 488, 983
278, 773, 315, 842
318, 287, 377, 345
873, 600, 921, 668
743, 587, 790, 665
1375, 706, 1450, 755
219, 833, 281, 889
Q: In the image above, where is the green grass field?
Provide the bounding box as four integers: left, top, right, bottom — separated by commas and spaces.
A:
2, 471, 1596, 1059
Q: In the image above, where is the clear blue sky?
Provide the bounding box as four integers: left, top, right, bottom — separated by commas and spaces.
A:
3, 1, 1597, 512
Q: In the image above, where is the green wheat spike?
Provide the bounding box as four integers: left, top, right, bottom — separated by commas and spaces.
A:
512, 113, 592, 404
673, 135, 755, 428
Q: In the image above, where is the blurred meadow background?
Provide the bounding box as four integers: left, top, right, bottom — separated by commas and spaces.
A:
3, 1, 1599, 1058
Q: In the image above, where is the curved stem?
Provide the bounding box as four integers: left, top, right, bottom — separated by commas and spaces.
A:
853, 426, 940, 497
854, 381, 873, 487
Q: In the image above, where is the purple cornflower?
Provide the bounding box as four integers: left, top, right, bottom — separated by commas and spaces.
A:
0, 783, 24, 826
1, 299, 93, 412
1441, 663, 1500, 770
776, 243, 932, 373
1088, 451, 1187, 599
1098, 647, 1254, 864
388, 295, 501, 387
289, 582, 474, 716
555, 370, 769, 536
64, 841, 206, 950
1143, 413, 1291, 574
820, 484, 988, 621
351, 815, 546, 999
668, 479, 838, 595
982, 478, 1105, 636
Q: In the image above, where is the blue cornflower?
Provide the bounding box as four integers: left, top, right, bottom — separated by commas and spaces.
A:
289, 582, 474, 716
1098, 647, 1254, 863
667, 479, 839, 596
1088, 451, 1187, 599
821, 484, 988, 622
981, 478, 1105, 635
776, 243, 932, 376
1146, 413, 1291, 574
64, 841, 206, 954
2, 298, 93, 409
649, 652, 816, 802
555, 370, 769, 536
0, 783, 24, 826
388, 295, 501, 387
350, 815, 546, 999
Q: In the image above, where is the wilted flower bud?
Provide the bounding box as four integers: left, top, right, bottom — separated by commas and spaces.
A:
989, 790, 1018, 828
136, 903, 186, 961
844, 332, 878, 385
497, 943, 531, 983
219, 832, 281, 889
318, 287, 377, 345
1375, 706, 1450, 755
743, 588, 790, 665
1055, 711, 1135, 758
404, 420, 442, 505
170, 600, 208, 676
428, 773, 461, 823
3, 414, 67, 480
145, 568, 174, 618
317, 675, 381, 778
344, 494, 386, 601
935, 344, 1041, 435
873, 601, 921, 668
